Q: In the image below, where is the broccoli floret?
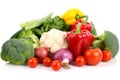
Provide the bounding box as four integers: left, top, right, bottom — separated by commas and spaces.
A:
0, 38, 34, 65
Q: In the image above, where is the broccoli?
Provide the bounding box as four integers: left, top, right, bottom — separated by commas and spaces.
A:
0, 38, 34, 65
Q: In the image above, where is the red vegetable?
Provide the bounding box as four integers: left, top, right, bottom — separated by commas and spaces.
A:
71, 19, 92, 32
51, 60, 62, 71
67, 25, 94, 59
42, 57, 52, 67
102, 50, 112, 62
53, 48, 73, 68
35, 47, 49, 62
53, 48, 73, 63
75, 56, 86, 66
67, 16, 94, 59
84, 48, 103, 65
27, 58, 38, 68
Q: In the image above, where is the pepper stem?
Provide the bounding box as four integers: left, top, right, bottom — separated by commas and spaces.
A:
74, 15, 88, 34
82, 15, 88, 24
75, 14, 88, 20
75, 23, 81, 34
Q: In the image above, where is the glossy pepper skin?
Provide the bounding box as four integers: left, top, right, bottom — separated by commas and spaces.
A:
61, 8, 84, 25
71, 20, 93, 32
67, 30, 94, 59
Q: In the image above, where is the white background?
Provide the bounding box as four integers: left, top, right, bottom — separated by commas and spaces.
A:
0, 0, 120, 80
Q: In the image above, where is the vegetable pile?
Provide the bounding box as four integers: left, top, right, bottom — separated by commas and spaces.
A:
0, 8, 119, 71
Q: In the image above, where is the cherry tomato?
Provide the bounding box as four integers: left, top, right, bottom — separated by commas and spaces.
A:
27, 58, 38, 68
42, 57, 52, 67
84, 48, 103, 65
75, 56, 86, 66
102, 50, 112, 62
51, 60, 62, 71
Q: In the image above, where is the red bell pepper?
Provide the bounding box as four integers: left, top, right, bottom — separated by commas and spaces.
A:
67, 17, 94, 59
71, 19, 93, 32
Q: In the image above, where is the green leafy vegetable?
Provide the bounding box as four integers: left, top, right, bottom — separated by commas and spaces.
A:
20, 13, 53, 30
91, 22, 97, 35
10, 29, 24, 39
0, 38, 34, 65
20, 13, 68, 38
18, 30, 40, 48
32, 16, 67, 37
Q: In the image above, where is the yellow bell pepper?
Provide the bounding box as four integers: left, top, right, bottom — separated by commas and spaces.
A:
61, 8, 84, 25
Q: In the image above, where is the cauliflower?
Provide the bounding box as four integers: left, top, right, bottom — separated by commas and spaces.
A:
40, 29, 68, 53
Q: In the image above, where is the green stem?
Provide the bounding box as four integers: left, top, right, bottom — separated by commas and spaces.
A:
82, 15, 88, 24
75, 23, 81, 34
74, 15, 88, 34
92, 34, 106, 49
75, 15, 88, 21
75, 14, 81, 20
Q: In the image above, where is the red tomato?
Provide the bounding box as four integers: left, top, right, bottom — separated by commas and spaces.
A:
51, 60, 62, 71
27, 58, 38, 68
102, 50, 112, 62
75, 56, 86, 66
35, 47, 48, 62
84, 48, 103, 65
42, 57, 52, 67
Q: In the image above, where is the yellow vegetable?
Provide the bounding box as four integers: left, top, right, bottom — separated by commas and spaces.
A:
61, 8, 84, 25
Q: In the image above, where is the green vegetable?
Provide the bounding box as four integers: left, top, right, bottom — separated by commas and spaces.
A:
0, 38, 34, 65
92, 31, 119, 58
20, 13, 53, 30
10, 29, 24, 39
91, 22, 97, 35
32, 16, 67, 37
20, 13, 67, 38
18, 29, 40, 48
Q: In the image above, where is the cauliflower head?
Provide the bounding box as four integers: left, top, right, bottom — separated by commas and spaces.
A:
40, 29, 68, 53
